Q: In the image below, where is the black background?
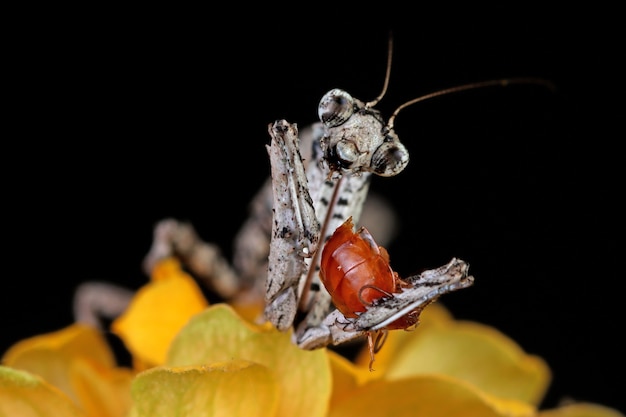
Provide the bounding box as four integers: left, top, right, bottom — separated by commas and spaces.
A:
3, 5, 623, 414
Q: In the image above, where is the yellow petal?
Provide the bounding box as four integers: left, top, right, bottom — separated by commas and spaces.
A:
2, 324, 132, 417
327, 350, 373, 408
354, 302, 456, 372
377, 312, 550, 405
149, 257, 187, 282
129, 361, 279, 417
70, 358, 133, 417
167, 304, 332, 417
328, 373, 535, 417
539, 402, 625, 417
111, 258, 208, 366
3, 323, 115, 370
0, 365, 86, 417
230, 297, 265, 324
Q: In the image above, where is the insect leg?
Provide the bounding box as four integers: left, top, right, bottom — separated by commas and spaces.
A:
264, 120, 321, 331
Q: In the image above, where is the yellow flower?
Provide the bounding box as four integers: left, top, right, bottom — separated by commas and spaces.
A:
125, 301, 622, 417
110, 257, 209, 369
131, 304, 331, 417
1, 324, 132, 417
1, 257, 623, 417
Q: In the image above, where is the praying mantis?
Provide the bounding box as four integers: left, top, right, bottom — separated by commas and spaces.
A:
75, 36, 551, 368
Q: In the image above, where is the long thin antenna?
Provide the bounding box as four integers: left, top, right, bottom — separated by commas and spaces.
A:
365, 32, 394, 108
387, 77, 556, 130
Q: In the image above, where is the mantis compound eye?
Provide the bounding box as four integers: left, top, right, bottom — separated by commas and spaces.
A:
330, 140, 360, 170
318, 89, 355, 127
370, 138, 409, 177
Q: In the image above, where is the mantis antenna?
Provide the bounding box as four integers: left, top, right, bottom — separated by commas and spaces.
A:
388, 77, 556, 130
363, 31, 555, 130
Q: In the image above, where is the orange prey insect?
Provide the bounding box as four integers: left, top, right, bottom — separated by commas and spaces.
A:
319, 216, 422, 370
